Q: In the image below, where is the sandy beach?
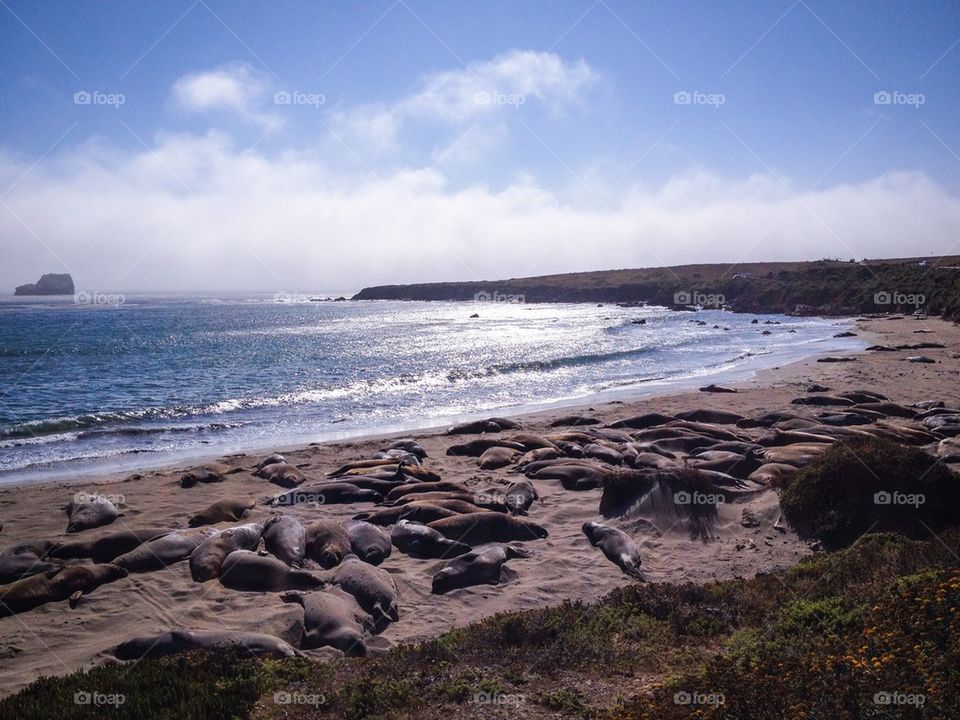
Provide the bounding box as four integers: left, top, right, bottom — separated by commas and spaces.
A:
0, 314, 957, 698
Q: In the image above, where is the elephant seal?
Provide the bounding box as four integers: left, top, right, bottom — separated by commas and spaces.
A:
388, 439, 427, 458
0, 542, 61, 583
747, 463, 798, 487
346, 520, 391, 566
385, 481, 468, 502
699, 384, 736, 393
762, 443, 831, 467
268, 482, 382, 507
390, 520, 472, 559
263, 515, 306, 567
549, 415, 600, 427
431, 543, 532, 594
327, 555, 399, 632
113, 528, 218, 573
0, 563, 127, 616
254, 453, 287, 471
478, 446, 519, 470
188, 498, 256, 527
607, 413, 675, 429
50, 528, 173, 563
428, 512, 548, 545
305, 520, 351, 568
114, 629, 299, 660
256, 462, 307, 488
281, 590, 371, 655
517, 447, 562, 466
65, 495, 121, 533
219, 550, 325, 591
582, 443, 625, 466
503, 480, 539, 515
355, 502, 469, 526
446, 439, 525, 457
527, 462, 607, 491
189, 522, 264, 582
180, 465, 228, 488
582, 522, 645, 580
791, 395, 854, 407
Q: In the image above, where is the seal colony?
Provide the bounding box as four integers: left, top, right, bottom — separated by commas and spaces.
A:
0, 315, 957, 696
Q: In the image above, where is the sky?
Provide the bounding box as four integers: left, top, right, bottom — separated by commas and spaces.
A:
1, 0, 959, 293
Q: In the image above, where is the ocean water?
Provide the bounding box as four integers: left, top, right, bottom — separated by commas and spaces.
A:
0, 294, 859, 482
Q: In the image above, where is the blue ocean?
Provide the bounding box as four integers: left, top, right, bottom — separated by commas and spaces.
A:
0, 294, 858, 482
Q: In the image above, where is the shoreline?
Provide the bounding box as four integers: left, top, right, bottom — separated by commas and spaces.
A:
0, 316, 860, 489
0, 314, 955, 699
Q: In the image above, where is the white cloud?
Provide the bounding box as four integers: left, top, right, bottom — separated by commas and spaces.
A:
2, 132, 958, 294
331, 49, 597, 154
172, 62, 281, 131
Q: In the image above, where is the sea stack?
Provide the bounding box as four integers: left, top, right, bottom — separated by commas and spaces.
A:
14, 273, 74, 296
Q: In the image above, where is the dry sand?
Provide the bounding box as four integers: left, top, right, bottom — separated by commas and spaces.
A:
0, 315, 957, 697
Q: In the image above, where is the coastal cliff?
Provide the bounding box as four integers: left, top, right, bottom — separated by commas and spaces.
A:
354, 256, 960, 320
14, 273, 75, 296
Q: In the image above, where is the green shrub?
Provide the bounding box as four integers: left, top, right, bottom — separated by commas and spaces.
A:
780, 438, 959, 548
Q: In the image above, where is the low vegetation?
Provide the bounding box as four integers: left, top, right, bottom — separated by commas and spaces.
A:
779, 437, 960, 549
353, 256, 960, 319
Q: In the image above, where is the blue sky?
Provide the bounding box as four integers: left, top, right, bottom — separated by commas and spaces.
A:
2, 1, 959, 292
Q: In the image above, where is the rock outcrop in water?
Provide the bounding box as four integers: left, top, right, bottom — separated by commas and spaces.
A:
14, 273, 74, 296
